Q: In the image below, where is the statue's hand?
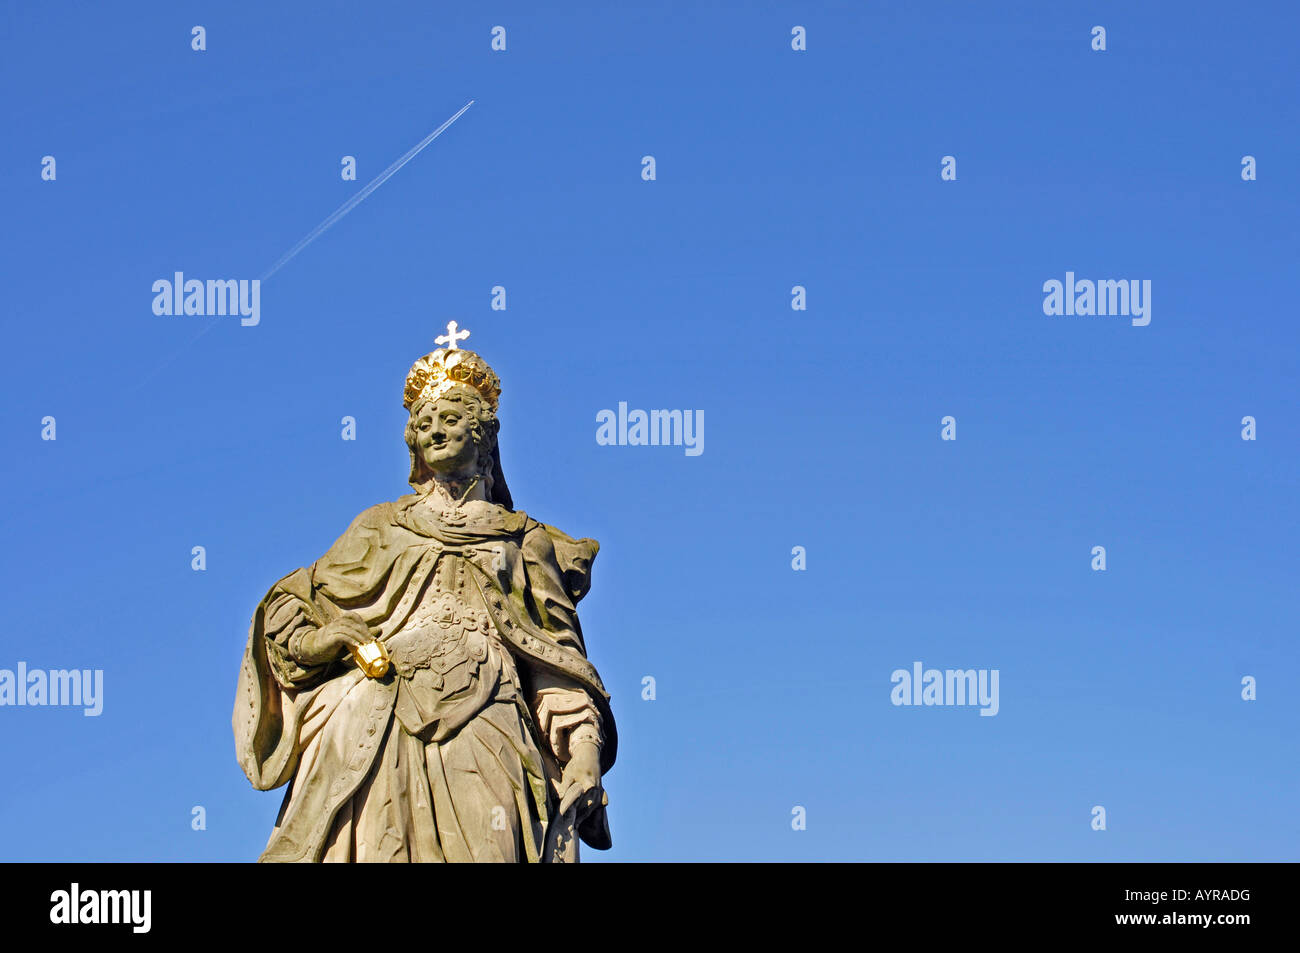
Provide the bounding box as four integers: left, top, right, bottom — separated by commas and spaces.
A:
557, 740, 605, 823
293, 612, 374, 666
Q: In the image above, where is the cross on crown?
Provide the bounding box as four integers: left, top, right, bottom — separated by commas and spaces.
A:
435, 320, 470, 350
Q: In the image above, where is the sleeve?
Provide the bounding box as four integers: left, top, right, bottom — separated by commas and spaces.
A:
521, 524, 603, 761
233, 568, 329, 791
533, 672, 603, 762
260, 589, 331, 690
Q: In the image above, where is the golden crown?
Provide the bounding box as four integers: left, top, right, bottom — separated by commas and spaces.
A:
403, 322, 501, 412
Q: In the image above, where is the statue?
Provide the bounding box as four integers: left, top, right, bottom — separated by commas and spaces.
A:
233, 323, 616, 862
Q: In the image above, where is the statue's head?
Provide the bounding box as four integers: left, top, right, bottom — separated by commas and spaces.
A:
404, 388, 497, 482
402, 345, 512, 507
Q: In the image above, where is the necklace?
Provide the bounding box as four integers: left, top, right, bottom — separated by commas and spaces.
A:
431, 475, 480, 526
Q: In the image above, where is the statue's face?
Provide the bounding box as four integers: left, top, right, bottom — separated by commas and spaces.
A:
411, 397, 479, 477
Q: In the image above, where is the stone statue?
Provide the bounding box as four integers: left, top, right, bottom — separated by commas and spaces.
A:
233, 324, 616, 862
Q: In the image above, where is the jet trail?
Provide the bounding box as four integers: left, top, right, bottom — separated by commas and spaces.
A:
128, 102, 474, 393
259, 100, 475, 280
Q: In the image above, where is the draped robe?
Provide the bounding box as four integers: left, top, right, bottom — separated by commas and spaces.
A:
233, 494, 616, 862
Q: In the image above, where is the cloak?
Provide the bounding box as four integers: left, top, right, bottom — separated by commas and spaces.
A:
233, 494, 617, 861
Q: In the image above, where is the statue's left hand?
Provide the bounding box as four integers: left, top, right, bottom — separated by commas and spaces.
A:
557, 740, 605, 822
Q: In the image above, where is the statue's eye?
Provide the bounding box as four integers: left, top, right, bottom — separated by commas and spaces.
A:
442, 413, 460, 425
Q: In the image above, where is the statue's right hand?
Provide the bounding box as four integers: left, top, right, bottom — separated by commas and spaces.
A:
293, 612, 374, 666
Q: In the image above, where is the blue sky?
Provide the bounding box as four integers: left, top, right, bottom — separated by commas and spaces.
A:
1, 1, 1296, 861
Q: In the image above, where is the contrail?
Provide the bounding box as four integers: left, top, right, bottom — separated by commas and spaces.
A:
259, 99, 474, 280
127, 102, 474, 393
